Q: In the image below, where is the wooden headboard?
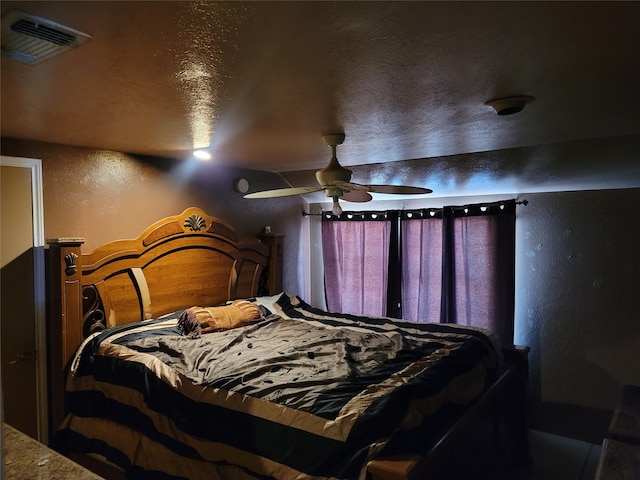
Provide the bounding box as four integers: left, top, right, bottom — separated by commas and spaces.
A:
46, 207, 283, 434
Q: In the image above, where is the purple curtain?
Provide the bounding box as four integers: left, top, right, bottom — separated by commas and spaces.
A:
321, 201, 516, 346
401, 213, 443, 323
440, 203, 516, 346
322, 214, 390, 316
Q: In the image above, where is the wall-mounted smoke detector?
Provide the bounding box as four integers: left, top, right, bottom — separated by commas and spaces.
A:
485, 95, 535, 115
1, 10, 91, 65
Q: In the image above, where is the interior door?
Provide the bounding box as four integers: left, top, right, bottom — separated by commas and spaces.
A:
1, 156, 46, 441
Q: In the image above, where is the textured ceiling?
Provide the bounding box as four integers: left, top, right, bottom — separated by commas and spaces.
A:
1, 1, 639, 199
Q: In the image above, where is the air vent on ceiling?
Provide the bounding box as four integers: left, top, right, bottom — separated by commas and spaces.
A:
1, 10, 91, 65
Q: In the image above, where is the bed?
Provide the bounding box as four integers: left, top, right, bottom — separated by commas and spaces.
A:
46, 207, 530, 480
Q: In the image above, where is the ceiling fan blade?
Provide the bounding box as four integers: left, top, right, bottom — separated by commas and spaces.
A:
244, 186, 323, 199
341, 190, 372, 202
335, 181, 371, 191
367, 185, 433, 195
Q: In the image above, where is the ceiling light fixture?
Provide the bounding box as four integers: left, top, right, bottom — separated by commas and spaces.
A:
331, 197, 342, 216
485, 95, 535, 115
193, 150, 212, 161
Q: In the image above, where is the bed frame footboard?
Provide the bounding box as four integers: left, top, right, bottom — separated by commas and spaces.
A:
367, 345, 530, 480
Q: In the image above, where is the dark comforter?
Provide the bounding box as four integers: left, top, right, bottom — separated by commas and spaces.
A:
54, 293, 498, 480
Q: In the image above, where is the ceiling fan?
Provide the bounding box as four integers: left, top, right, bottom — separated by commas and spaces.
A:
244, 134, 432, 215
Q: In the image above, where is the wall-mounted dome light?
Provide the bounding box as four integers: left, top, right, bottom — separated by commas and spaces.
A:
485, 95, 535, 115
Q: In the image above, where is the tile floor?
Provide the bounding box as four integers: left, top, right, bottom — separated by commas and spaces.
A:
517, 430, 603, 480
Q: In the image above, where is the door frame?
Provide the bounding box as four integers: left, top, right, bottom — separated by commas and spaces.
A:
0, 156, 47, 441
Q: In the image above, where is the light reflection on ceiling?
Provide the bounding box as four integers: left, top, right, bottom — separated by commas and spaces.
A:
0, 1, 638, 200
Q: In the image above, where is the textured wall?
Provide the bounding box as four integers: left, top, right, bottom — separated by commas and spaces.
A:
0, 138, 305, 294
515, 188, 640, 441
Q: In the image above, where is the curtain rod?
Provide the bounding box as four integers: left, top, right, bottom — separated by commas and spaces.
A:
302, 199, 528, 217
302, 211, 321, 217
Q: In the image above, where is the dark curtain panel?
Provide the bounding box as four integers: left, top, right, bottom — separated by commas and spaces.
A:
440, 206, 456, 324
386, 211, 402, 318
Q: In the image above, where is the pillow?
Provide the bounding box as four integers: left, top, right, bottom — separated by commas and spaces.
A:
178, 300, 262, 338
253, 292, 285, 315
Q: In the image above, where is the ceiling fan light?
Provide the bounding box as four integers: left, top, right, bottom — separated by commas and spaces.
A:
331, 197, 342, 216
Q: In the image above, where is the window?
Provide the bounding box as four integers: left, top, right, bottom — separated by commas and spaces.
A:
322, 201, 516, 346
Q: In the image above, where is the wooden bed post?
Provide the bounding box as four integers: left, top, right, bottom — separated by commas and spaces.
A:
260, 233, 284, 295
502, 344, 532, 468
46, 237, 85, 438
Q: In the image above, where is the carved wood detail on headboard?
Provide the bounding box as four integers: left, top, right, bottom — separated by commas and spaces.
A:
46, 207, 282, 435
142, 221, 184, 247
82, 284, 108, 337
